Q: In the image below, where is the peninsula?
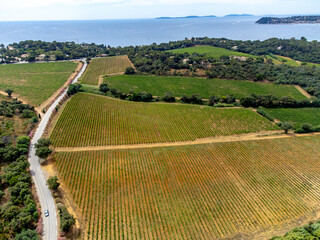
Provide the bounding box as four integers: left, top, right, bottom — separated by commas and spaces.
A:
256, 15, 320, 24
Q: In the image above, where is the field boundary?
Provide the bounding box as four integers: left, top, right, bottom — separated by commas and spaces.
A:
295, 85, 312, 99
53, 130, 300, 152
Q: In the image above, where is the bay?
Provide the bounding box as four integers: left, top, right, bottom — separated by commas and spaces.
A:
1, 16, 320, 46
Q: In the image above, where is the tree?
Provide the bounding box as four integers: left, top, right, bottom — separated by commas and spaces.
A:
35, 147, 52, 159
5, 89, 13, 97
47, 176, 60, 191
280, 122, 294, 134
99, 83, 109, 93
125, 67, 136, 75
15, 229, 39, 240
67, 83, 82, 96
58, 206, 76, 232
35, 138, 52, 159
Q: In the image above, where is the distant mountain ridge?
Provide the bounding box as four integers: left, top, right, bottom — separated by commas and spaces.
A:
224, 14, 254, 17
156, 15, 216, 20
256, 16, 320, 24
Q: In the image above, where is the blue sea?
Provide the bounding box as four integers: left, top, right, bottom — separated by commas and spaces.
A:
1, 16, 320, 47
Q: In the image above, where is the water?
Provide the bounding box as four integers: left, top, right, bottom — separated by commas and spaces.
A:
1, 16, 320, 47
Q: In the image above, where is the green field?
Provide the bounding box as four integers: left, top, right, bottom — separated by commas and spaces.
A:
55, 135, 320, 239
263, 108, 320, 128
81, 56, 133, 85
50, 92, 279, 147
169, 46, 257, 59
0, 62, 77, 106
104, 75, 306, 100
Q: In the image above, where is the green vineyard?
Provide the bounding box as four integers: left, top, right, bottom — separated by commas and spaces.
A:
55, 135, 320, 239
50, 93, 279, 147
81, 56, 133, 85
0, 61, 77, 106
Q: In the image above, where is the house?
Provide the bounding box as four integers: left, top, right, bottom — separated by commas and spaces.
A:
36, 54, 46, 60
7, 46, 14, 51
21, 54, 30, 59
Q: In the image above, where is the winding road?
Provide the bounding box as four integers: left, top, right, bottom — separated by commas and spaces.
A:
28, 60, 87, 240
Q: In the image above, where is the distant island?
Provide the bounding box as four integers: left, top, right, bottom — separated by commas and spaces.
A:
224, 14, 254, 17
156, 15, 216, 20
256, 15, 320, 24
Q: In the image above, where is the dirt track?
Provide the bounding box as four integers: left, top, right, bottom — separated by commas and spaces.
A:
53, 130, 320, 153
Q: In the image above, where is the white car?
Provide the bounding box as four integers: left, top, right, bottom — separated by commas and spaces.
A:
44, 210, 49, 217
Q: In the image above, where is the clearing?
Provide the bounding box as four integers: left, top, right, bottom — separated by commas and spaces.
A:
0, 62, 78, 106
104, 75, 307, 100
54, 135, 320, 240
81, 56, 133, 85
50, 92, 279, 147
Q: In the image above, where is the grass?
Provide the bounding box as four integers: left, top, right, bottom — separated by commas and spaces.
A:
81, 56, 133, 85
104, 75, 307, 100
263, 108, 320, 128
50, 92, 279, 147
55, 135, 320, 239
169, 46, 258, 59
0, 62, 77, 106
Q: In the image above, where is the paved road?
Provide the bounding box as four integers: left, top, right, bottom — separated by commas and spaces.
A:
28, 60, 87, 240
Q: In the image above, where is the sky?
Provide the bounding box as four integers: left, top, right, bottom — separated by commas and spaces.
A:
1, 0, 320, 21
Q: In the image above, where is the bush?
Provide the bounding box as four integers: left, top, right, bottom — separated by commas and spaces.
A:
257, 108, 274, 122
59, 206, 76, 233
125, 67, 136, 75
47, 176, 60, 191
181, 95, 203, 105
67, 83, 82, 96
162, 92, 176, 102
99, 83, 109, 93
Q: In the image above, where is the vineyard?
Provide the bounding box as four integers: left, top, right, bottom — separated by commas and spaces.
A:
81, 56, 133, 85
104, 75, 306, 100
169, 46, 258, 59
0, 61, 77, 106
54, 135, 320, 239
263, 107, 320, 128
50, 93, 279, 147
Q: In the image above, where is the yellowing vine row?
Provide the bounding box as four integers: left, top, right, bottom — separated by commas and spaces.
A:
50, 93, 278, 148
54, 135, 320, 239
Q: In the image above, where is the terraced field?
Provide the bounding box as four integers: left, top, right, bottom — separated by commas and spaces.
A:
0, 62, 77, 106
50, 93, 279, 147
81, 56, 133, 85
54, 135, 320, 239
263, 108, 320, 128
104, 75, 307, 100
169, 46, 257, 59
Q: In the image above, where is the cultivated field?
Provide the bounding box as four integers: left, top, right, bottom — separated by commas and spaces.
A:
104, 75, 307, 99
54, 135, 320, 239
263, 108, 320, 128
0, 62, 77, 106
50, 93, 278, 147
81, 56, 133, 85
169, 46, 257, 59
